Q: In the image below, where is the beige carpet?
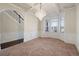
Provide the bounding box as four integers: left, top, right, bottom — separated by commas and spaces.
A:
0, 37, 79, 56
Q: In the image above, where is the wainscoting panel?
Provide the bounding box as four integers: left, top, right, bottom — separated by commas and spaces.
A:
0, 33, 1, 44
76, 34, 79, 52
1, 32, 24, 44
64, 33, 76, 44
16, 32, 24, 39
0, 33, 1, 51
24, 32, 38, 42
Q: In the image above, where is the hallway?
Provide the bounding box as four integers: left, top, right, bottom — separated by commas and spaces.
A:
0, 37, 78, 56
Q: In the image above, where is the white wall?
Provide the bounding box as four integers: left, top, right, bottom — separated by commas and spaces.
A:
0, 13, 2, 44
0, 13, 2, 50
24, 12, 39, 42
76, 5, 79, 51
64, 7, 76, 44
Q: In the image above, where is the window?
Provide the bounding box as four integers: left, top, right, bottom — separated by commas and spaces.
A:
45, 17, 64, 33
45, 21, 49, 32
51, 19, 58, 32
60, 17, 64, 33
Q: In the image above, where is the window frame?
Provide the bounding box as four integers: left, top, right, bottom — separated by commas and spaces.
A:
45, 17, 64, 33
50, 18, 59, 32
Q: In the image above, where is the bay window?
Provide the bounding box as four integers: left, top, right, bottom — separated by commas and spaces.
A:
45, 17, 64, 33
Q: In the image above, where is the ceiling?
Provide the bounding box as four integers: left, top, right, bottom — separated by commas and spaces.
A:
13, 3, 75, 12
12, 3, 76, 19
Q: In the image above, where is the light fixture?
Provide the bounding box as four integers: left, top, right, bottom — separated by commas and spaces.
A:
35, 3, 46, 21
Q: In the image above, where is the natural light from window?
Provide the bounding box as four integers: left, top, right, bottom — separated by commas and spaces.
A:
45, 17, 64, 33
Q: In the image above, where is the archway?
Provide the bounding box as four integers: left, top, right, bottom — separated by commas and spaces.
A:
0, 9, 24, 49
40, 14, 64, 40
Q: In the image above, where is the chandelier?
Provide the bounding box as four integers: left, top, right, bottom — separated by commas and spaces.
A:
35, 3, 46, 21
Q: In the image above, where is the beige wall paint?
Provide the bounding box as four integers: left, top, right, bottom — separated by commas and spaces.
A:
64, 7, 76, 33
37, 20, 41, 37
76, 5, 79, 51
24, 12, 39, 42
0, 13, 2, 44
2, 12, 18, 33
1, 12, 17, 43
64, 7, 76, 44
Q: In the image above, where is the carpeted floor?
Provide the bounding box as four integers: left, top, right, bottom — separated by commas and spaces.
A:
0, 37, 79, 56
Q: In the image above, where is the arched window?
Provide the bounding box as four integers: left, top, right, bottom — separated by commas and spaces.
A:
45, 16, 64, 33
50, 18, 58, 32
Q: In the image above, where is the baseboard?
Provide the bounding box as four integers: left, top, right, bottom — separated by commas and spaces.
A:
1, 38, 24, 49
